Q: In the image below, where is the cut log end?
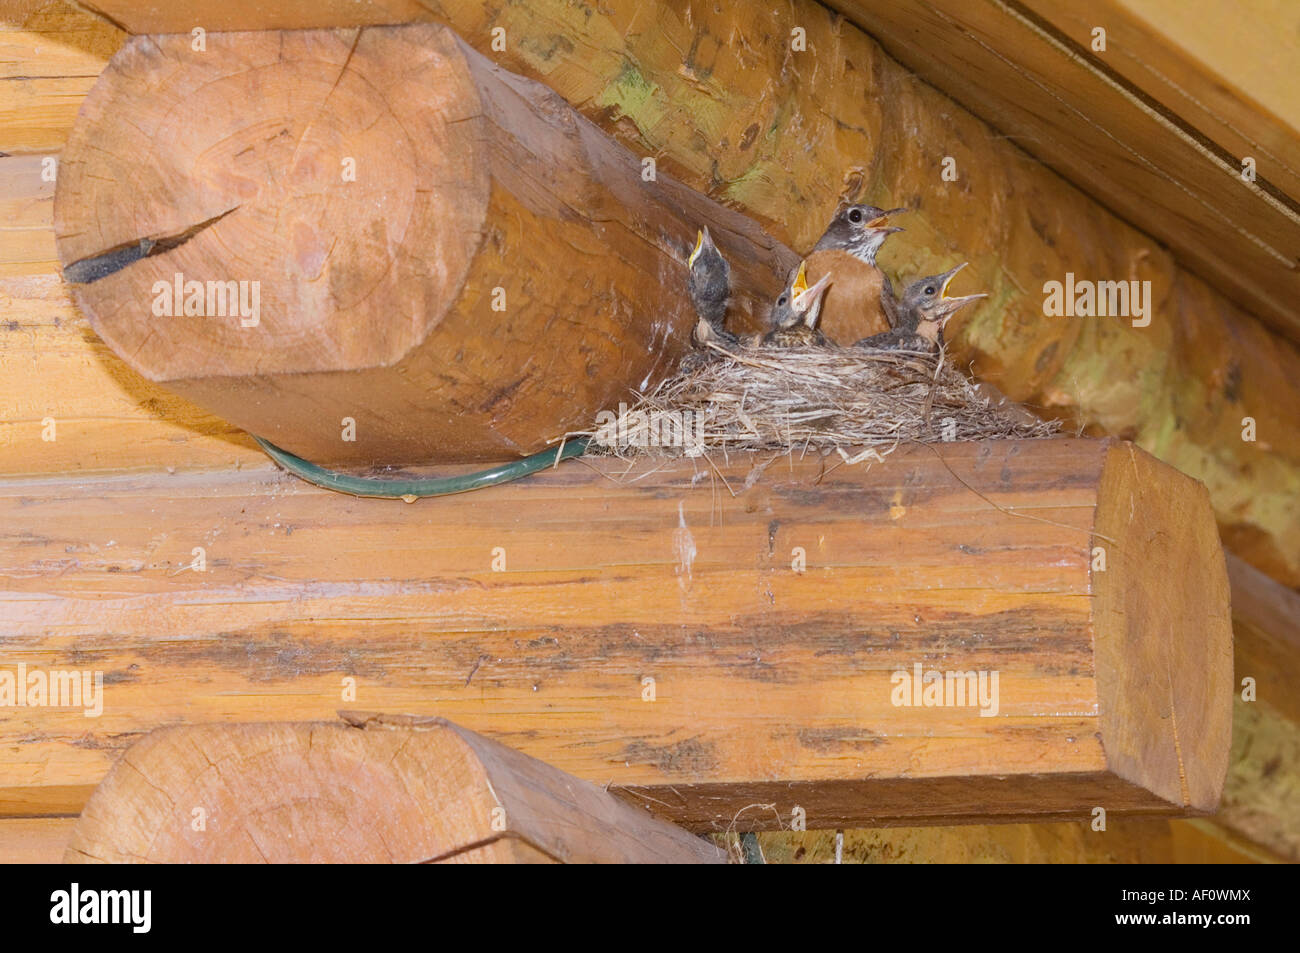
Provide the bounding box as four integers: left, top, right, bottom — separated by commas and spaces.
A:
63, 718, 725, 864
55, 27, 489, 377
1093, 440, 1234, 812
7, 437, 1235, 834
53, 23, 797, 464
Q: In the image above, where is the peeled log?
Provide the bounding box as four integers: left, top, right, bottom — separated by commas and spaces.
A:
52, 24, 796, 464
0, 438, 1232, 829
65, 716, 724, 863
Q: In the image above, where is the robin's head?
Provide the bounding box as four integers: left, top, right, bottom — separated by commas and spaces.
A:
812, 203, 908, 263
898, 263, 986, 338
769, 261, 833, 331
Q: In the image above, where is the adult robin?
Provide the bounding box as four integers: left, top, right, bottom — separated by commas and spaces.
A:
853, 263, 985, 353
760, 261, 835, 347
804, 202, 907, 339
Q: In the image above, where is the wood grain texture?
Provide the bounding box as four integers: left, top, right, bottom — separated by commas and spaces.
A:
0, 156, 56, 277
18, 0, 1300, 586
0, 1, 122, 154
53, 24, 797, 465
1093, 442, 1233, 813
0, 270, 262, 476
1022, 0, 1300, 205
1219, 699, 1300, 860
1228, 555, 1300, 725
64, 716, 723, 863
0, 0, 1290, 859
0, 439, 1231, 829
1216, 555, 1300, 859
1, 813, 1279, 864
0, 816, 75, 862
751, 817, 1279, 864
832, 0, 1300, 343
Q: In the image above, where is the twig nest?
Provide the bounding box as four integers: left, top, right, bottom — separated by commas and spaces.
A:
583, 344, 1060, 461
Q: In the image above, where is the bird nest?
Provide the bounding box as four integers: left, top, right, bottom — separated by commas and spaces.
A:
580, 343, 1060, 464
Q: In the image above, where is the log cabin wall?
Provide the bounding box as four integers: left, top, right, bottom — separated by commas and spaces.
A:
0, 0, 1296, 863
5, 0, 1299, 583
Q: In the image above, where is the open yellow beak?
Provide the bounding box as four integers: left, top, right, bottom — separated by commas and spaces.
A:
933, 263, 987, 326
793, 273, 832, 315
688, 228, 707, 267
939, 262, 967, 297
792, 260, 809, 296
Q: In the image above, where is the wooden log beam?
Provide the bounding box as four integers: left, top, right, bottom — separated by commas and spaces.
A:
65, 716, 724, 863
29, 1, 1300, 339
0, 817, 76, 863
0, 1, 122, 154
751, 818, 1282, 864
1217, 555, 1300, 859
52, 24, 796, 465
1, 814, 1280, 864
12, 1, 1300, 587
1019, 0, 1300, 223
0, 155, 56, 278
0, 439, 1232, 829
1228, 555, 1300, 728
827, 0, 1300, 343
755, 551, 1300, 863
0, 1, 1293, 862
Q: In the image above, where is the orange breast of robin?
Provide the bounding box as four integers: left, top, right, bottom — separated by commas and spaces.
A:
804, 248, 891, 340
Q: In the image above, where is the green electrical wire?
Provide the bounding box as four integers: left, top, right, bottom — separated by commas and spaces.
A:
253, 434, 591, 499
739, 832, 766, 864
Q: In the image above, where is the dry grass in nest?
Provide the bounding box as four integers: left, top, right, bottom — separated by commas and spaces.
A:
580, 343, 1060, 464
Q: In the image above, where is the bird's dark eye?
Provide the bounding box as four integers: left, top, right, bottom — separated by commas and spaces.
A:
848, 208, 864, 224
924, 286, 936, 295
778, 295, 788, 306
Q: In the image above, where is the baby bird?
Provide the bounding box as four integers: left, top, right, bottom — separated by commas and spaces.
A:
686, 227, 739, 349
804, 202, 907, 339
853, 263, 986, 353
761, 261, 835, 347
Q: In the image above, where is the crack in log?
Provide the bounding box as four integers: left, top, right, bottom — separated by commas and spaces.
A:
413, 831, 565, 865
61, 206, 241, 284
72, 0, 131, 36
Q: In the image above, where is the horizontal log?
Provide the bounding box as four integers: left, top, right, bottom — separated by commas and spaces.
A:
0, 817, 76, 863
1218, 555, 1300, 859
1221, 700, 1300, 861
0, 1, 122, 154
0, 438, 1231, 829
1020, 0, 1300, 230
0, 0, 1290, 861
66, 716, 723, 863
55, 1, 1300, 341
53, 23, 796, 465
0, 272, 262, 476
1, 814, 1279, 864
1228, 555, 1300, 727
752, 818, 1279, 864
21, 2, 1300, 587
829, 0, 1300, 343
0, 156, 56, 278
